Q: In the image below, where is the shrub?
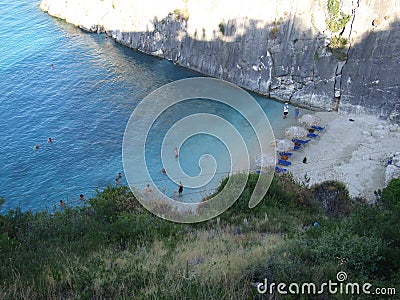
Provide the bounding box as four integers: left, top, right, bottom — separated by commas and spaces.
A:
326, 0, 351, 33
218, 23, 225, 35
328, 35, 348, 49
378, 178, 400, 210
310, 180, 352, 218
89, 185, 143, 222
269, 26, 279, 39
173, 8, 190, 21
328, 35, 349, 61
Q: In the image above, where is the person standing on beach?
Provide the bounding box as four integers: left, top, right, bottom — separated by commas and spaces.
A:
174, 147, 179, 158
295, 107, 300, 119
283, 102, 289, 119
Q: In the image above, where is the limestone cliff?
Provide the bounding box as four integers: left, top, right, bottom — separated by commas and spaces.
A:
40, 0, 400, 121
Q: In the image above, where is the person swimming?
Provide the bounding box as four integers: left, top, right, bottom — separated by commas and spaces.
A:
48, 137, 53, 143
178, 181, 183, 196
59, 200, 65, 208
144, 184, 153, 194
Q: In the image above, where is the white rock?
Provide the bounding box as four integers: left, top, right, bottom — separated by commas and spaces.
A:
372, 129, 387, 138
393, 156, 400, 167
362, 130, 371, 136
151, 49, 163, 56
385, 165, 400, 185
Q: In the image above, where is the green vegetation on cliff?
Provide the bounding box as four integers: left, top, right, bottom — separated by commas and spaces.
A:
0, 176, 399, 299
326, 0, 351, 33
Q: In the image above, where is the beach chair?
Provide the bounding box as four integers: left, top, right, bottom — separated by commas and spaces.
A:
275, 166, 287, 173
278, 151, 293, 157
292, 138, 311, 145
307, 132, 319, 139
311, 125, 325, 131
278, 159, 292, 166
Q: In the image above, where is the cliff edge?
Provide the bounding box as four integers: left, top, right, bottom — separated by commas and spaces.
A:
40, 0, 400, 121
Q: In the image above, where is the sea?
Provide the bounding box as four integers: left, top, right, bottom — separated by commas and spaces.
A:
0, 0, 308, 213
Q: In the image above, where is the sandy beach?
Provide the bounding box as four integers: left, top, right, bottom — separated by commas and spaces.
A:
276, 111, 400, 202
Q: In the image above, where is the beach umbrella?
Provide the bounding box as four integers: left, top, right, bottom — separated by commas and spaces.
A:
275, 139, 295, 152
298, 114, 321, 127
285, 126, 309, 138
255, 153, 275, 168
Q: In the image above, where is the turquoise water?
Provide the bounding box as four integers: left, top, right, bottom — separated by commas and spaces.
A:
0, 0, 305, 213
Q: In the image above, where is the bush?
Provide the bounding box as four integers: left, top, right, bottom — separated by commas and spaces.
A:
310, 180, 352, 218
89, 185, 143, 222
378, 178, 400, 209
173, 8, 189, 20
328, 35, 349, 61
328, 35, 348, 49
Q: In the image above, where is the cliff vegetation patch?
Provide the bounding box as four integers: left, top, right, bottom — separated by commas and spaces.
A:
328, 35, 349, 61
326, 0, 351, 33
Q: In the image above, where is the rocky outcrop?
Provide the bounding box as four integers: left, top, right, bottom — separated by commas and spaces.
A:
386, 152, 400, 185
339, 0, 400, 122
40, 0, 400, 121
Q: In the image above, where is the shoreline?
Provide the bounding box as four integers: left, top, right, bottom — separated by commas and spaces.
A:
277, 111, 400, 202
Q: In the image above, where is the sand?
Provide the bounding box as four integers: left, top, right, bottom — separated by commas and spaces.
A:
276, 112, 400, 202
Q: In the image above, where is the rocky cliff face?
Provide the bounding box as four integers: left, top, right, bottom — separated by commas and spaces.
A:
40, 0, 400, 121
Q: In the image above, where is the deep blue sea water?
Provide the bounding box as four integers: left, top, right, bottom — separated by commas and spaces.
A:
0, 0, 307, 213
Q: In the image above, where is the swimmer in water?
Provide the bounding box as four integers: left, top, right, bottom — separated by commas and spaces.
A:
161, 168, 167, 174
35, 144, 40, 149
144, 184, 153, 194
59, 200, 65, 208
117, 172, 122, 179
178, 181, 183, 196
48, 137, 53, 143
79, 194, 85, 201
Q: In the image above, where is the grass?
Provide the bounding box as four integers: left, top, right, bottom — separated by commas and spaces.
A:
0, 177, 399, 298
